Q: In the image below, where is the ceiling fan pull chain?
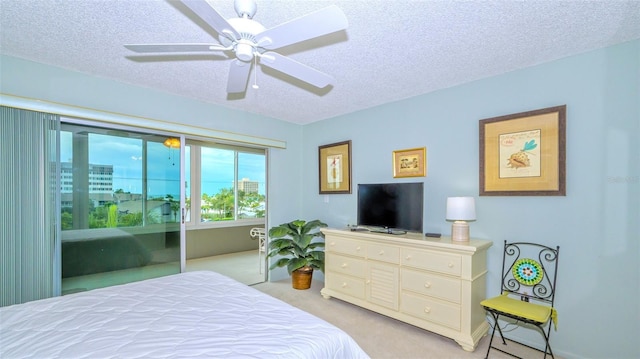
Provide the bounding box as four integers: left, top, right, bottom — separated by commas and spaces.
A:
252, 54, 259, 89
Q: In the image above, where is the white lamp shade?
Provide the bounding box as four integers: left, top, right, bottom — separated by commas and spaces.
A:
446, 197, 476, 221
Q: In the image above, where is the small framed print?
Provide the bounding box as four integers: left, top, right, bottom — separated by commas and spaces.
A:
479, 105, 566, 196
319, 140, 352, 194
393, 147, 427, 178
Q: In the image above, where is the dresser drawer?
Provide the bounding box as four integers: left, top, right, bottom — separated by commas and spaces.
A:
400, 291, 461, 330
326, 253, 366, 278
401, 249, 462, 276
367, 243, 400, 264
326, 272, 366, 300
326, 237, 366, 258
401, 268, 461, 303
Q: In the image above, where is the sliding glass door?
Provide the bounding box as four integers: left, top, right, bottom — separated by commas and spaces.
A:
60, 122, 183, 294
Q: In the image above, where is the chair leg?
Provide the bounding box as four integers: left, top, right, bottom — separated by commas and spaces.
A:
538, 323, 555, 359
484, 315, 497, 359
492, 312, 508, 345
485, 312, 505, 359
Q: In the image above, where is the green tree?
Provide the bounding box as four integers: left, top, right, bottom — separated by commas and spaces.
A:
120, 212, 143, 226
106, 204, 118, 228
61, 210, 73, 230
212, 188, 234, 220
239, 191, 265, 218
165, 194, 180, 222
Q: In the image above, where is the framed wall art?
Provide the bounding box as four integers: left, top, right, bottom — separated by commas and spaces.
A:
392, 147, 427, 178
319, 140, 352, 194
479, 105, 566, 196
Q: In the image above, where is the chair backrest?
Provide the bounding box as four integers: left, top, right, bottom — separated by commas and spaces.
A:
250, 227, 266, 239
500, 241, 560, 306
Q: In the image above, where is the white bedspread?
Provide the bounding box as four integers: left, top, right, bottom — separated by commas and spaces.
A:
0, 271, 369, 358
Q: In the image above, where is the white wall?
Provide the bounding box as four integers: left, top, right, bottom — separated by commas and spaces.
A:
301, 40, 639, 359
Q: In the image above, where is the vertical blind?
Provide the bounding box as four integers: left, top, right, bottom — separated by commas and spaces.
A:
1, 106, 60, 306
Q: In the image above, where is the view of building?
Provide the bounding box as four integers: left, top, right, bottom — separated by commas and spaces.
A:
60, 162, 114, 207
237, 177, 259, 194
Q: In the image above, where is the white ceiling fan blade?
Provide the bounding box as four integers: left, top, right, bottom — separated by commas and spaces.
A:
260, 52, 334, 89
257, 5, 347, 50
227, 59, 252, 93
180, 0, 240, 41
124, 44, 228, 53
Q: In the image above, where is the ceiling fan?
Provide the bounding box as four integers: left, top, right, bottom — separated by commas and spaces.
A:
124, 0, 348, 94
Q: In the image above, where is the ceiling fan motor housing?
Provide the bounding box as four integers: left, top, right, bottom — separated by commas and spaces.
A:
220, 17, 266, 61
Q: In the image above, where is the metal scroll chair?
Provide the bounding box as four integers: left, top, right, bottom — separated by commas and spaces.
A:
250, 227, 266, 273
481, 241, 560, 359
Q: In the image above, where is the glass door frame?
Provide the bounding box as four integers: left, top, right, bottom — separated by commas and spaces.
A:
59, 118, 187, 293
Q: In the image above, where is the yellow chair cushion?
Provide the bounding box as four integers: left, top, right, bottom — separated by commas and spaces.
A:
481, 293, 557, 330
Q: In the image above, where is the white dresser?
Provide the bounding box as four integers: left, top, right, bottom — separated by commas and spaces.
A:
320, 228, 492, 351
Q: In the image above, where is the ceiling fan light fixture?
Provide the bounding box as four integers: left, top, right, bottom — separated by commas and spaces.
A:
235, 41, 254, 61
163, 137, 180, 149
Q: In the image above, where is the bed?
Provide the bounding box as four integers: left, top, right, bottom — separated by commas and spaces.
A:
0, 271, 369, 358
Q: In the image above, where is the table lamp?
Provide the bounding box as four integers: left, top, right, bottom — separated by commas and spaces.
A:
446, 197, 476, 242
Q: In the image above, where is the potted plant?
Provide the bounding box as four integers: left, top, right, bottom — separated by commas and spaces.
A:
267, 219, 328, 289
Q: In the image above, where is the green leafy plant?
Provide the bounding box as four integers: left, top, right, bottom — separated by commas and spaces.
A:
267, 219, 328, 274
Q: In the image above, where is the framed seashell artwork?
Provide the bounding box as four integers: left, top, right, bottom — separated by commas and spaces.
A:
479, 105, 566, 196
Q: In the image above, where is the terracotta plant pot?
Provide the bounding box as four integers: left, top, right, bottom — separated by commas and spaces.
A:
291, 267, 313, 290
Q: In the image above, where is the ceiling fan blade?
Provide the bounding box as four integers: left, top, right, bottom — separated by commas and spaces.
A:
124, 44, 228, 53
260, 52, 334, 89
227, 59, 252, 94
257, 5, 348, 50
180, 0, 240, 41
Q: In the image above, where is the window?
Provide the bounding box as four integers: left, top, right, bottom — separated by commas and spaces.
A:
60, 124, 181, 230
187, 142, 266, 225
59, 125, 267, 230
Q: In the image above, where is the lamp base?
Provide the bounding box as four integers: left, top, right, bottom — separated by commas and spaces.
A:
451, 221, 470, 242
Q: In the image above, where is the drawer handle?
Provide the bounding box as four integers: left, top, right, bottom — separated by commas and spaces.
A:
424, 282, 432, 288
330, 241, 335, 246
405, 255, 412, 260
379, 250, 385, 255
341, 263, 348, 268
424, 307, 431, 314
356, 246, 362, 251
341, 282, 347, 288
448, 262, 454, 268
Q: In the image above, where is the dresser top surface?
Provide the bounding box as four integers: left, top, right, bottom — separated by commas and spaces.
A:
322, 228, 493, 252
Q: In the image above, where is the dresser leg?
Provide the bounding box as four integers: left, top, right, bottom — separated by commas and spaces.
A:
320, 288, 332, 299
455, 340, 476, 352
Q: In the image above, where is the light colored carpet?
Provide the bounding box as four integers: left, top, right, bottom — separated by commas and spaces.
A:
253, 279, 560, 359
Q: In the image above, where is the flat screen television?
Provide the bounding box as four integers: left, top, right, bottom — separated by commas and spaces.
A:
357, 182, 423, 234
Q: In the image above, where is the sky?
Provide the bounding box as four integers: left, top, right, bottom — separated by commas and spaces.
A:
60, 132, 266, 197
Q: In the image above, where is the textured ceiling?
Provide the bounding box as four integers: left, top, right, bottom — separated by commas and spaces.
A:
1, 0, 639, 125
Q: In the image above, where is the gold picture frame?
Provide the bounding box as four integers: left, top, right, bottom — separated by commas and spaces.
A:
393, 147, 427, 178
479, 105, 566, 196
319, 140, 352, 194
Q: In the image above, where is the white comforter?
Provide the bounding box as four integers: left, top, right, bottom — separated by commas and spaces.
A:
0, 271, 369, 358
